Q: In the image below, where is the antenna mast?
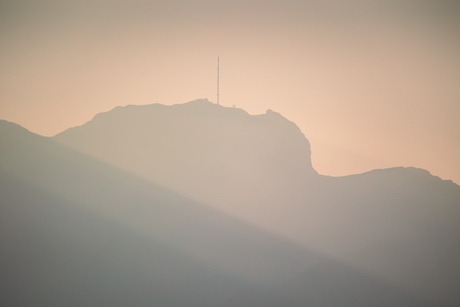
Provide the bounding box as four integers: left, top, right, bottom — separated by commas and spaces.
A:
217, 57, 220, 105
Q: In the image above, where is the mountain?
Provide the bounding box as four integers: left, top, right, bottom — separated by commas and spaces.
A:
54, 99, 317, 208
54, 99, 321, 242
0, 119, 309, 305
1, 99, 459, 306
3, 118, 444, 306
53, 99, 460, 306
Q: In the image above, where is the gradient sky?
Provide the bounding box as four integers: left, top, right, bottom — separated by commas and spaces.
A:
1, 0, 459, 184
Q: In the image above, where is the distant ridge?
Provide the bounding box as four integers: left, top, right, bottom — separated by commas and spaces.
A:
1, 100, 459, 305
52, 99, 460, 306
54, 98, 318, 207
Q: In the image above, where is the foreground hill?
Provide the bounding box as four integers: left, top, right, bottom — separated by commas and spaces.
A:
54, 99, 460, 306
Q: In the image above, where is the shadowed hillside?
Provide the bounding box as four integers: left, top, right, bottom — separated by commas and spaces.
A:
0, 119, 309, 304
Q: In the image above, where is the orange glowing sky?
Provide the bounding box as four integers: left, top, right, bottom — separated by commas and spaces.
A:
1, 0, 459, 184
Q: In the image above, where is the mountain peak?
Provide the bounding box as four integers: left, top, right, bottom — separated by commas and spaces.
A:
265, 108, 278, 115
185, 98, 213, 105
0, 119, 34, 136
55, 99, 317, 205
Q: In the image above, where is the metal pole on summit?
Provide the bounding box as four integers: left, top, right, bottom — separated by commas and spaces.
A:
217, 57, 220, 105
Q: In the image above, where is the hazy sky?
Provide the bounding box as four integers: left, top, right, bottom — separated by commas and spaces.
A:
1, 0, 459, 184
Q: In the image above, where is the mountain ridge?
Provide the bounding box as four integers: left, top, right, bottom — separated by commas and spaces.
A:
53, 98, 318, 208
1, 100, 460, 306
54, 99, 457, 185
1, 117, 443, 306
51, 99, 460, 306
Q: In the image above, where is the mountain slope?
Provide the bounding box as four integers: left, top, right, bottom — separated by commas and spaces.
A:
0, 119, 306, 305
53, 99, 460, 306
54, 99, 317, 211
0, 118, 311, 281
0, 116, 443, 305
319, 168, 460, 305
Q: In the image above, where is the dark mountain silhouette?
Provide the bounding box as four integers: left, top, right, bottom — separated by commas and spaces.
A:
1, 98, 459, 306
